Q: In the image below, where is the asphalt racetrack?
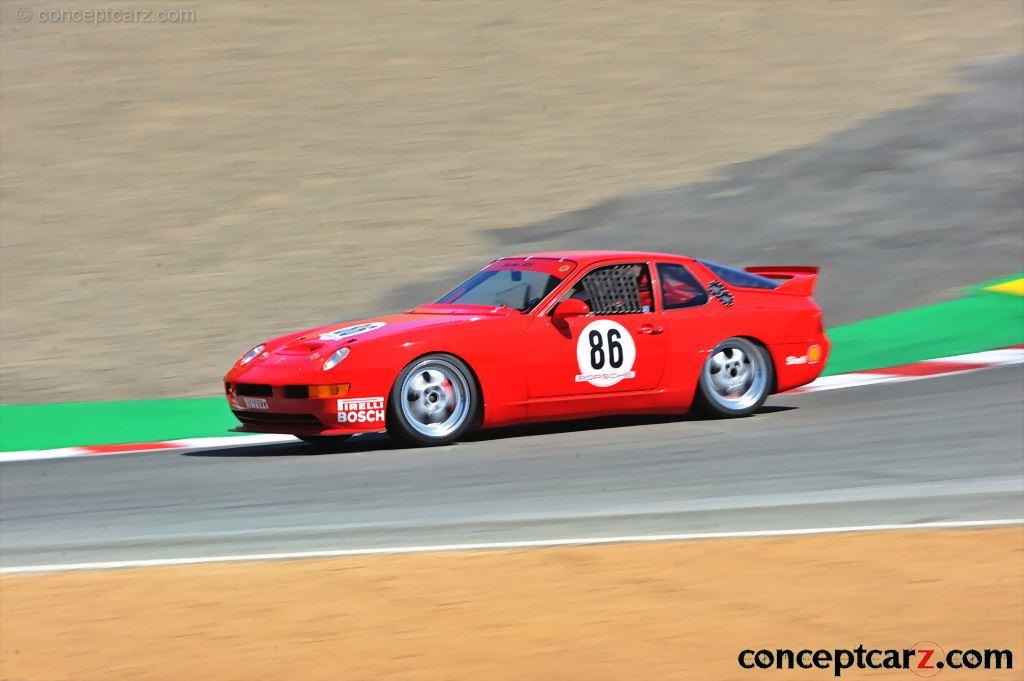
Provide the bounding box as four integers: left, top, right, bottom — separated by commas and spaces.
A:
2, 366, 1021, 570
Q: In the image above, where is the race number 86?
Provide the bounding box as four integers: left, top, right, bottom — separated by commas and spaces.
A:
588, 328, 624, 369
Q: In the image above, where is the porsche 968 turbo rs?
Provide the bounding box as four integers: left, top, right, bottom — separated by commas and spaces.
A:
224, 251, 828, 447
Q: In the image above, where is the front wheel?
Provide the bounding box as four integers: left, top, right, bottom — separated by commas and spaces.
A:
388, 354, 479, 446
695, 337, 773, 418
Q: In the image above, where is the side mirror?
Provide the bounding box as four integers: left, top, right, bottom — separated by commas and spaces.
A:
552, 299, 590, 329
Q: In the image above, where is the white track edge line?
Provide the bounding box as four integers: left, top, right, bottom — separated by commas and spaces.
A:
3, 518, 1021, 574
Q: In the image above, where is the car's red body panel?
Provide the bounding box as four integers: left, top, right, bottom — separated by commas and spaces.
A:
224, 251, 829, 436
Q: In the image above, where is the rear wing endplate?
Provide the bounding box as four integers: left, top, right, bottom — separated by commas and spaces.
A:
744, 266, 820, 296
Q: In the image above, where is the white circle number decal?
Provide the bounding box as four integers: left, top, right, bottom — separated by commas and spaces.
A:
575, 320, 637, 387
318, 322, 386, 341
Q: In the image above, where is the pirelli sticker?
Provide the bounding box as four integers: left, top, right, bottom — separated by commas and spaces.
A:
337, 396, 385, 424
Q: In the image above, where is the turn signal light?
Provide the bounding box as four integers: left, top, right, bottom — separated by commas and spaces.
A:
307, 383, 351, 398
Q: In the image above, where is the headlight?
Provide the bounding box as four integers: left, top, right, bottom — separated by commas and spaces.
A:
239, 343, 265, 366
322, 346, 350, 371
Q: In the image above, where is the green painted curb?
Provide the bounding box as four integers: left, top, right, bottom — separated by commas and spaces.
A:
0, 397, 237, 452
1, 275, 1021, 451
823, 275, 1023, 376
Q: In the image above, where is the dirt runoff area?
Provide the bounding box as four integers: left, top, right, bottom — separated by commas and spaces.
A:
2, 527, 1021, 680
2, 1, 1023, 403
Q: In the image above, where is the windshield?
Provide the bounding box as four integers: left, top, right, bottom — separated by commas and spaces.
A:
436, 259, 574, 312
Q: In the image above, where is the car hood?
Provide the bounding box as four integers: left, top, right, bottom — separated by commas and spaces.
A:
226, 305, 520, 381
266, 305, 518, 355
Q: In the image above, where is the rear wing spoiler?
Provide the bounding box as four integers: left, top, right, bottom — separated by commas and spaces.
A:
744, 266, 820, 296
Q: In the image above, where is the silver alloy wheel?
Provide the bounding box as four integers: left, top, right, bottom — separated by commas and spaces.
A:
399, 357, 473, 438
702, 338, 768, 412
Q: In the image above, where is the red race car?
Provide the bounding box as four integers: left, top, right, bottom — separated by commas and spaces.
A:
224, 251, 828, 446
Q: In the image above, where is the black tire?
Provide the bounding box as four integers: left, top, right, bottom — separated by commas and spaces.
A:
694, 337, 774, 418
296, 434, 352, 451
387, 353, 480, 446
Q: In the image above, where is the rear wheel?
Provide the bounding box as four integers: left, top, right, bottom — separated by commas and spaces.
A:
695, 337, 773, 418
388, 354, 478, 446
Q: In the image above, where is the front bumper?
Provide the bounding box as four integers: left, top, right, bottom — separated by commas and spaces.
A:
225, 383, 387, 435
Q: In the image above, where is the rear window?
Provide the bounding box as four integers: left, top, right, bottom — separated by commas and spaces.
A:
698, 260, 779, 290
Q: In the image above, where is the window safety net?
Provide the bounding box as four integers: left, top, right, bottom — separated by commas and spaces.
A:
581, 265, 643, 314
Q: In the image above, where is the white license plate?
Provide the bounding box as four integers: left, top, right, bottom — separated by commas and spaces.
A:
243, 397, 269, 410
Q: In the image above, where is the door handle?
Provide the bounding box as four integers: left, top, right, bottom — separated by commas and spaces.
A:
639, 325, 664, 335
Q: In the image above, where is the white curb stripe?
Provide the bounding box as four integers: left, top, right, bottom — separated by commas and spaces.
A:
787, 345, 1024, 394
0, 447, 93, 463
791, 373, 898, 392
0, 434, 297, 463
1, 345, 1020, 464
167, 434, 297, 449
2, 518, 1020, 574
937, 347, 1024, 365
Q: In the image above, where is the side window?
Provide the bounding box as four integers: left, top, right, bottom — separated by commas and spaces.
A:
657, 263, 708, 310
561, 264, 654, 314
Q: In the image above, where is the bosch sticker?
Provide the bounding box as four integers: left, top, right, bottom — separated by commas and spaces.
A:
337, 396, 385, 424
575, 320, 637, 387
319, 322, 386, 342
